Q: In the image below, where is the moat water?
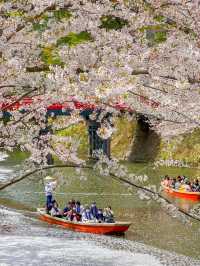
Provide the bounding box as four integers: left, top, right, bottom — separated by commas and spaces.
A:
0, 152, 200, 265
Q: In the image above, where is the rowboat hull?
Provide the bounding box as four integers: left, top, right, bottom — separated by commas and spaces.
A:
161, 185, 200, 201
37, 209, 131, 235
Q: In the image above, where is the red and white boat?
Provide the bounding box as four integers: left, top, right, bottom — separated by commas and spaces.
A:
161, 184, 200, 201
37, 208, 131, 235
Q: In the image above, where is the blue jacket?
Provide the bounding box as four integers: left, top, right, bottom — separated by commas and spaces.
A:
97, 210, 104, 221
75, 204, 81, 214
63, 207, 69, 214
82, 210, 94, 221
90, 204, 98, 218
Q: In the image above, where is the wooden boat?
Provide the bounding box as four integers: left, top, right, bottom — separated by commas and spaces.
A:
161, 184, 200, 201
37, 208, 131, 235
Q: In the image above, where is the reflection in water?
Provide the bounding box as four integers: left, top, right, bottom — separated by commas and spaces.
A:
162, 191, 196, 212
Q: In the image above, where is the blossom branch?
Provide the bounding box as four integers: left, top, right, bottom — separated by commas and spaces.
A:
1, 87, 39, 111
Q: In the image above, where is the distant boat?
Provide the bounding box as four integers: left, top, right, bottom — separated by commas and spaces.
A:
161, 184, 200, 201
37, 208, 131, 235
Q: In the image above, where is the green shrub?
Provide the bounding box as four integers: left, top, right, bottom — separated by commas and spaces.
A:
53, 9, 72, 20
6, 10, 24, 17
100, 15, 128, 30
41, 46, 64, 66
32, 15, 50, 32
32, 9, 71, 32
56, 31, 92, 47
140, 25, 167, 45
153, 31, 167, 43
153, 15, 166, 23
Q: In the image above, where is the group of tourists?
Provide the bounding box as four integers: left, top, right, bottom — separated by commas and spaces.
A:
44, 176, 115, 223
49, 199, 115, 223
162, 175, 200, 192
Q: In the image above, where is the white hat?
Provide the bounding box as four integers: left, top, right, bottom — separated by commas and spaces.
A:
45, 176, 55, 181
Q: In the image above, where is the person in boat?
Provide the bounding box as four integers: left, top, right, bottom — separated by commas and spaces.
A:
64, 208, 72, 221
103, 206, 115, 223
170, 178, 176, 189
62, 201, 71, 217
176, 176, 182, 183
81, 205, 94, 222
162, 175, 170, 187
44, 176, 57, 214
183, 175, 189, 182
182, 181, 192, 192
198, 182, 200, 192
65, 206, 81, 222
97, 208, 104, 223
90, 202, 98, 219
69, 202, 82, 222
75, 201, 84, 215
191, 179, 200, 192
50, 200, 62, 218
68, 199, 76, 210
65, 199, 75, 210
174, 178, 182, 190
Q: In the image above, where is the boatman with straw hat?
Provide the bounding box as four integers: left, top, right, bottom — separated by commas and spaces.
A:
44, 176, 57, 214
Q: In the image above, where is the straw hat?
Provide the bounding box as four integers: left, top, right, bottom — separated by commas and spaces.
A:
45, 176, 55, 181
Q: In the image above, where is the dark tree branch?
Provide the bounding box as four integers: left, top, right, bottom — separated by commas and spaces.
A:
26, 65, 50, 72
1, 87, 39, 111
0, 163, 199, 222
0, 164, 92, 191
132, 69, 149, 75
143, 84, 168, 94
7, 24, 25, 41
131, 69, 200, 85
110, 173, 200, 222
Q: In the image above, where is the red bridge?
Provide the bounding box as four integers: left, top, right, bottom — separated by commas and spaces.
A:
1, 95, 160, 159
0, 96, 135, 114
0, 87, 160, 114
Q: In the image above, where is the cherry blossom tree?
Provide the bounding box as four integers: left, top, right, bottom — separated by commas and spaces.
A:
0, 0, 200, 220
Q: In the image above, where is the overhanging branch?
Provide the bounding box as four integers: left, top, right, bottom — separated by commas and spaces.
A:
1, 87, 39, 111
0, 164, 92, 191
0, 163, 199, 223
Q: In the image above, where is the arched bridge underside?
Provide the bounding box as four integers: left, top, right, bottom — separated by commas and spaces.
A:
46, 109, 158, 161
128, 114, 161, 163
47, 108, 112, 159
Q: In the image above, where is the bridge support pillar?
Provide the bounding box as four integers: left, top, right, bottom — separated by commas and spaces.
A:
39, 122, 54, 165
88, 121, 111, 159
